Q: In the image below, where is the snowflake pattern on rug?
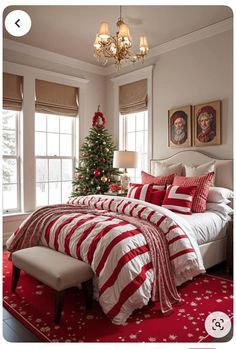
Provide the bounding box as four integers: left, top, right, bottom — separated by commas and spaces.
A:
3, 252, 233, 343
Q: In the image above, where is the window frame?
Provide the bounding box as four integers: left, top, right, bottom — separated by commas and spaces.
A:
111, 66, 153, 173
2, 110, 21, 214
120, 111, 148, 183
35, 113, 76, 207
3, 62, 88, 217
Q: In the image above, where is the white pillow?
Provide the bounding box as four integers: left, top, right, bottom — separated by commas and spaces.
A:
185, 161, 216, 185
206, 202, 233, 220
154, 162, 182, 176
207, 187, 234, 203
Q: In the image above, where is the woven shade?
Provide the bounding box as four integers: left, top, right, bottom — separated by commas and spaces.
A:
3, 73, 23, 111
35, 80, 79, 117
119, 79, 147, 115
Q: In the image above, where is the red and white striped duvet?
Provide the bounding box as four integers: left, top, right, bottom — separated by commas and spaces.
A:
7, 195, 204, 324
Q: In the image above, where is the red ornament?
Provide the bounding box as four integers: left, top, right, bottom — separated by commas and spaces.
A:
92, 109, 106, 129
93, 169, 101, 177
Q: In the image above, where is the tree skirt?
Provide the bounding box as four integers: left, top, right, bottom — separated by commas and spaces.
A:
3, 252, 233, 343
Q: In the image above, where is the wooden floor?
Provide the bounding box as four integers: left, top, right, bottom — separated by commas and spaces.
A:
2, 262, 233, 343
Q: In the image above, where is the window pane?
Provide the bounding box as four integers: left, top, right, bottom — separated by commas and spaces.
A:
62, 182, 72, 203
47, 133, 59, 156
60, 117, 72, 134
127, 168, 135, 179
2, 110, 16, 130
136, 131, 144, 153
36, 159, 48, 182
2, 130, 16, 155
126, 116, 135, 132
141, 154, 148, 172
49, 159, 61, 182
136, 113, 144, 131
35, 132, 46, 156
144, 111, 148, 130
2, 159, 17, 184
47, 115, 59, 133
127, 132, 135, 151
60, 134, 72, 156
49, 182, 61, 204
3, 184, 17, 210
62, 159, 72, 180
35, 113, 46, 132
144, 131, 148, 153
36, 183, 48, 206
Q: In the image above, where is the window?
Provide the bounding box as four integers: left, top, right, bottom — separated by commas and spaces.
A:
35, 113, 75, 207
121, 111, 148, 183
2, 110, 20, 212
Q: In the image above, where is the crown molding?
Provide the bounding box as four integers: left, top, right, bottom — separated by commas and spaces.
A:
111, 65, 153, 86
103, 17, 233, 76
3, 17, 232, 77
3, 39, 106, 76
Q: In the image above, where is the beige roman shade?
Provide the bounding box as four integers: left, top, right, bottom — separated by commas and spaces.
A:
119, 79, 147, 115
35, 80, 79, 117
3, 73, 23, 111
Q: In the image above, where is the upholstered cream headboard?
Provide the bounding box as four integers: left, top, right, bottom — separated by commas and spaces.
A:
151, 151, 233, 190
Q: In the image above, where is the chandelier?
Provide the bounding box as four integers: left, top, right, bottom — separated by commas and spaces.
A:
94, 6, 149, 68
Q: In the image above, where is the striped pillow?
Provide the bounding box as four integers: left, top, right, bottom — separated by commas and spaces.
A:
162, 185, 197, 214
173, 172, 215, 212
141, 171, 175, 185
127, 183, 153, 202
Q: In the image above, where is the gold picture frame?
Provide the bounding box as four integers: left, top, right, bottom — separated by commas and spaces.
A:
193, 100, 221, 146
168, 105, 192, 148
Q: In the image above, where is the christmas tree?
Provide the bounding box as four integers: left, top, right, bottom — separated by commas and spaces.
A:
71, 107, 120, 196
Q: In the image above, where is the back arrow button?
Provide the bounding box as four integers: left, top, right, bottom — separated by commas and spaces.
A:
15, 19, 20, 28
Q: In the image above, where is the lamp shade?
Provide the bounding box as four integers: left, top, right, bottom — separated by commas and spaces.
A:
113, 151, 138, 169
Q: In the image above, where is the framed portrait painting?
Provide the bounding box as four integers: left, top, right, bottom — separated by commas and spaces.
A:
193, 100, 221, 146
168, 105, 192, 148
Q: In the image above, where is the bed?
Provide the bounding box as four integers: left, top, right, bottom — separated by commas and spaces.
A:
6, 150, 233, 325
151, 150, 233, 269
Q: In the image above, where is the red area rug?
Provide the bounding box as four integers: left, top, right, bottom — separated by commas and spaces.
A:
3, 252, 233, 343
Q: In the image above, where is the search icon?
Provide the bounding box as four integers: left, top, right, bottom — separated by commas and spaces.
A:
214, 321, 222, 328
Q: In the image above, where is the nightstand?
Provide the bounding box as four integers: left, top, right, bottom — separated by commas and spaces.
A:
226, 216, 233, 273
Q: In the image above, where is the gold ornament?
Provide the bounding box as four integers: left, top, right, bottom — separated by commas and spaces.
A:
101, 175, 108, 183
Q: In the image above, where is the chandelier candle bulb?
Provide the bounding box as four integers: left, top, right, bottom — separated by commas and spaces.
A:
139, 36, 149, 54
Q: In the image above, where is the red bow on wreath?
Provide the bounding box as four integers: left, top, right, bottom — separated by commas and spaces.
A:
92, 105, 106, 128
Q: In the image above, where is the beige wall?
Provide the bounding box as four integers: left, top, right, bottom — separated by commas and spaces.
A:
106, 30, 233, 160
153, 30, 233, 160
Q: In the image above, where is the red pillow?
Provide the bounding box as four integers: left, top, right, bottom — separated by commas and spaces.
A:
149, 190, 166, 206
127, 183, 153, 202
141, 171, 175, 185
162, 185, 197, 214
173, 172, 215, 213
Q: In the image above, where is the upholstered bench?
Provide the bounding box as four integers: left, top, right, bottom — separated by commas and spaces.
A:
11, 246, 94, 324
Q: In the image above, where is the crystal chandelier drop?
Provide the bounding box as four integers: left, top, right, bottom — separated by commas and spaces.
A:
94, 6, 149, 69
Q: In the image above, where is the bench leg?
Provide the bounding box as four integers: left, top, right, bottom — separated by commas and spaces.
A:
11, 265, 21, 293
82, 280, 93, 309
54, 290, 65, 324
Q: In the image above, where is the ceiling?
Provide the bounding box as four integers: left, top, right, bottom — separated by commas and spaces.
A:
3, 5, 232, 66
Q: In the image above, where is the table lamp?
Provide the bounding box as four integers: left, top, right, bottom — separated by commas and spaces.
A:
113, 150, 138, 191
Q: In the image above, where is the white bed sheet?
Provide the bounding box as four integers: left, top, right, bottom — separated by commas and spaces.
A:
178, 211, 229, 245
